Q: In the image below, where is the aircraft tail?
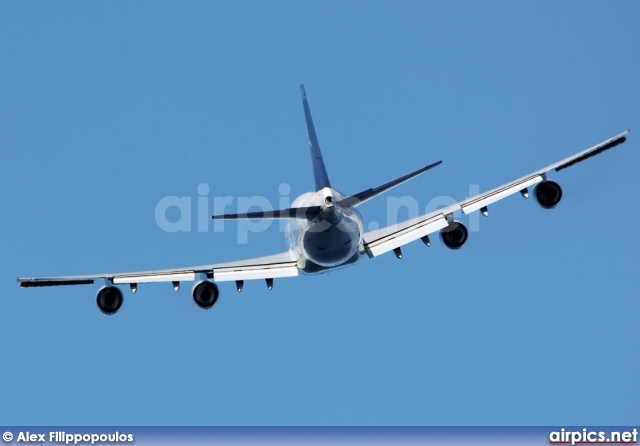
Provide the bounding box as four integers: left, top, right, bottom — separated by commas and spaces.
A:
301, 85, 332, 191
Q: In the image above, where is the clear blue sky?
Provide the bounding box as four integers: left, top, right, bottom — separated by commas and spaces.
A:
1, 1, 638, 426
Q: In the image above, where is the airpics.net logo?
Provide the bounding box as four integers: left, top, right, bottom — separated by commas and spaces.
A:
549, 428, 638, 445
154, 182, 484, 243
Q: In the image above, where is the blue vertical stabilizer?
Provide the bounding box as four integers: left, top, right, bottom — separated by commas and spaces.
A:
301, 85, 332, 191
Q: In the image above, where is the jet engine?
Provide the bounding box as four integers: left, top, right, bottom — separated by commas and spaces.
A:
192, 280, 219, 309
96, 286, 123, 315
535, 180, 563, 209
440, 221, 468, 250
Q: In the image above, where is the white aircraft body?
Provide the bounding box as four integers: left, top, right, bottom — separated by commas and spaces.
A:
19, 86, 630, 315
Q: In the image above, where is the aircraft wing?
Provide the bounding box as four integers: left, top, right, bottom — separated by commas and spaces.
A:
361, 130, 629, 258
18, 251, 300, 290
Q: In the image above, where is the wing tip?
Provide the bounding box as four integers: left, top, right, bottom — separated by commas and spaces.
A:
300, 84, 307, 99
554, 131, 630, 172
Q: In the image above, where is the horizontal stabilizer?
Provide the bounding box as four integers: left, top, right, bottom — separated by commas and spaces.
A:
212, 206, 321, 220
339, 160, 442, 208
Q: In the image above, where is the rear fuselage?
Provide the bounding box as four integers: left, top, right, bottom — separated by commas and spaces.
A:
286, 188, 363, 274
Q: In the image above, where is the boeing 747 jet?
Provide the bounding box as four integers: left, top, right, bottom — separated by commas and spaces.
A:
18, 86, 630, 315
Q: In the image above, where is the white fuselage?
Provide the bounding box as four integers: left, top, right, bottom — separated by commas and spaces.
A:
286, 188, 364, 274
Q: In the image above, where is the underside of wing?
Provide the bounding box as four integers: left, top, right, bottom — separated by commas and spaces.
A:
18, 251, 300, 288
361, 207, 453, 258
18, 268, 210, 288
210, 251, 299, 282
18, 250, 301, 315
362, 131, 630, 258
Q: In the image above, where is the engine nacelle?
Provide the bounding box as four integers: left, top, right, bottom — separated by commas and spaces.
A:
440, 221, 468, 250
192, 280, 219, 309
535, 180, 562, 209
96, 286, 123, 315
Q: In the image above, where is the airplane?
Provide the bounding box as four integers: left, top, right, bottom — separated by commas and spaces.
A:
18, 85, 630, 315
